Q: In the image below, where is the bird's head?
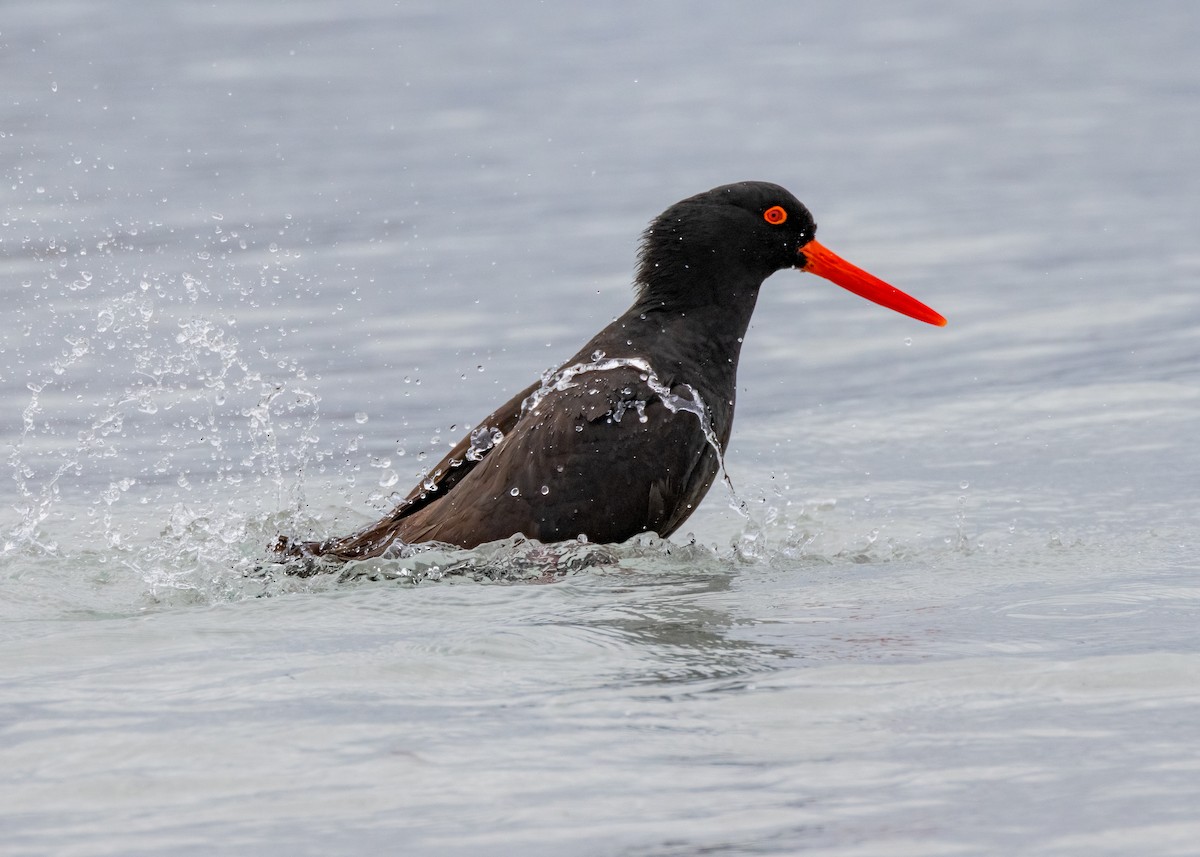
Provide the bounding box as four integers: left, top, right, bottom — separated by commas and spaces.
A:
636, 181, 946, 327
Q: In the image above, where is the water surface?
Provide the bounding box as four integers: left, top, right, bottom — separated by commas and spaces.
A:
3, 2, 1199, 854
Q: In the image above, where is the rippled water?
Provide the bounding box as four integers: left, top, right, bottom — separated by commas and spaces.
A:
4, 1, 1200, 854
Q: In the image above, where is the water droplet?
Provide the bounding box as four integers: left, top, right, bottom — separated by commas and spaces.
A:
959, 480, 970, 490
540, 485, 549, 495
509, 487, 520, 497
904, 337, 913, 346
354, 411, 368, 424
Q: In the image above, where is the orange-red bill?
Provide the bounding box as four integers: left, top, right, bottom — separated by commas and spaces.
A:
798, 240, 947, 327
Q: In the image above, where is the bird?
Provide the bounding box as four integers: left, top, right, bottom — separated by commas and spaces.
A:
274, 181, 945, 561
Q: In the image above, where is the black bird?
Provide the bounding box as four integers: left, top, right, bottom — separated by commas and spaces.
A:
275, 181, 945, 560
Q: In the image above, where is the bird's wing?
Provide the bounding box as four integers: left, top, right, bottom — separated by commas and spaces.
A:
400, 363, 723, 546
275, 363, 724, 559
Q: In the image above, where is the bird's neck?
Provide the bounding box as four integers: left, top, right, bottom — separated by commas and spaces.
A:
626, 299, 757, 368
610, 274, 764, 416
628, 267, 766, 366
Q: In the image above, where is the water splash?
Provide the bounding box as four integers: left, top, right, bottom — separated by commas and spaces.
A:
263, 532, 731, 589
466, 424, 504, 461
2, 217, 327, 589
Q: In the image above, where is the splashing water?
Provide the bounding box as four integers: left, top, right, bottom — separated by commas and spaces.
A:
2, 217, 332, 595
262, 531, 742, 591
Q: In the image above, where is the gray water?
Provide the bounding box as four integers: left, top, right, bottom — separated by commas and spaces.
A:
3, 1, 1200, 854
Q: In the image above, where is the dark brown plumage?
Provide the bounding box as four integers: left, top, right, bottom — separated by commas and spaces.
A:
275, 182, 945, 561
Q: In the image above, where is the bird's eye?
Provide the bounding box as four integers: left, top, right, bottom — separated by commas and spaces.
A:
763, 205, 788, 225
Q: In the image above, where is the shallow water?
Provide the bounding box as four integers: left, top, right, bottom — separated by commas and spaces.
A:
4, 1, 1200, 854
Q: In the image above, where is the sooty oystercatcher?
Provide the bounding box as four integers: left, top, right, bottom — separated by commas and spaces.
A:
275, 181, 945, 560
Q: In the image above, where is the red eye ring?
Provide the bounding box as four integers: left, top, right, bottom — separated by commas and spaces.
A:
763, 205, 788, 225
